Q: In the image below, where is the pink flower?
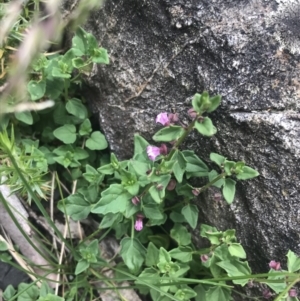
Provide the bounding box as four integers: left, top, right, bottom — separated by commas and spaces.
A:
131, 196, 140, 206
147, 144, 168, 161
147, 146, 161, 161
289, 289, 297, 297
135, 214, 144, 231
156, 112, 169, 126
269, 260, 281, 270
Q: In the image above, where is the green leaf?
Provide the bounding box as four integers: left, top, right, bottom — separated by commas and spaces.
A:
287, 250, 300, 272
228, 243, 246, 259
210, 153, 225, 166
17, 283, 39, 301
200, 224, 222, 245
53, 124, 76, 144
0, 241, 8, 251
143, 204, 164, 220
171, 150, 187, 183
169, 246, 193, 263
79, 119, 92, 136
75, 260, 89, 275
66, 98, 88, 119
224, 160, 235, 175
38, 293, 65, 301
266, 270, 286, 293
45, 77, 64, 100
72, 27, 88, 55
92, 184, 131, 214
222, 178, 236, 204
97, 163, 114, 175
152, 126, 185, 142
148, 174, 171, 203
159, 247, 171, 264
148, 234, 170, 250
208, 170, 224, 188
72, 57, 89, 68
86, 131, 108, 150
145, 242, 159, 267
92, 47, 109, 64
194, 117, 217, 136
170, 224, 191, 246
192, 93, 202, 113
206, 286, 231, 301
170, 211, 186, 223
120, 169, 139, 195
236, 166, 260, 180
83, 164, 104, 184
174, 288, 197, 301
217, 260, 251, 286
194, 284, 207, 301
129, 160, 150, 176
134, 134, 149, 156
14, 111, 33, 125
3, 285, 16, 300
99, 213, 123, 229
120, 238, 146, 273
181, 204, 199, 229
57, 195, 91, 221
27, 80, 46, 100
182, 150, 209, 178
207, 95, 221, 113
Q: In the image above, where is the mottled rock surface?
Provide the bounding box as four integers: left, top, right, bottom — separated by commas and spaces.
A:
68, 0, 300, 290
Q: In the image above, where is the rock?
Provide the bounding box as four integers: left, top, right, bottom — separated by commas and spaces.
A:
67, 0, 300, 285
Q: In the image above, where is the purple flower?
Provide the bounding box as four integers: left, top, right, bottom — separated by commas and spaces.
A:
156, 112, 169, 126
147, 146, 161, 161
135, 214, 144, 231
131, 196, 140, 206
289, 288, 297, 297
269, 260, 281, 270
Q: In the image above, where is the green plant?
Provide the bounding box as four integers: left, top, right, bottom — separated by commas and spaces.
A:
0, 2, 299, 301
0, 26, 109, 203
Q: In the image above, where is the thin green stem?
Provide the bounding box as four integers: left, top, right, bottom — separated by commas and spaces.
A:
197, 172, 227, 193
131, 216, 135, 239
274, 276, 300, 301
166, 116, 198, 160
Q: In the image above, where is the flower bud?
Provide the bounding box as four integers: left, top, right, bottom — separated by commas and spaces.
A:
169, 113, 179, 123
192, 189, 200, 196
289, 288, 297, 297
167, 179, 177, 191
156, 184, 164, 191
262, 289, 272, 299
131, 196, 140, 206
159, 144, 168, 155
188, 108, 197, 119
200, 254, 209, 262
269, 260, 281, 270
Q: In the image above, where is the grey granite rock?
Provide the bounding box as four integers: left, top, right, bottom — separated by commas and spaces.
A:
65, 0, 300, 291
